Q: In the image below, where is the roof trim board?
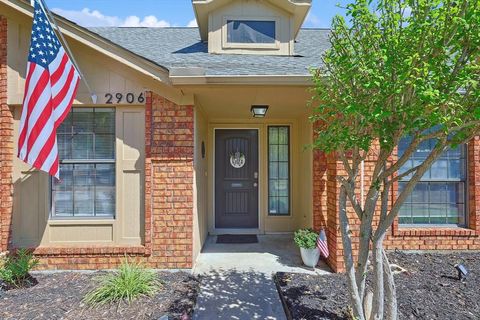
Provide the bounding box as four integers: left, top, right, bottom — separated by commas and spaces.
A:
1, 0, 171, 85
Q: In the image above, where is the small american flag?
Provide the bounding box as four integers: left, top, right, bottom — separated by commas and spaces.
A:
317, 229, 329, 258
18, 0, 80, 179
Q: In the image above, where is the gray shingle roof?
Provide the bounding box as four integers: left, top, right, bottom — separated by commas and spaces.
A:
88, 27, 330, 76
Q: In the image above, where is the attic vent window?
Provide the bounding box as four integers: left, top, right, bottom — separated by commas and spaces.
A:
227, 20, 276, 44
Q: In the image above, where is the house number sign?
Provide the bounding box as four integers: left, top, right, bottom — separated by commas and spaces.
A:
230, 151, 246, 169
104, 92, 145, 104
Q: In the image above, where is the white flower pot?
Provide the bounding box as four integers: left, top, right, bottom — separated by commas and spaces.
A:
300, 247, 320, 268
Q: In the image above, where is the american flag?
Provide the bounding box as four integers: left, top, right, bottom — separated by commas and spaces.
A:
18, 0, 80, 179
317, 229, 329, 258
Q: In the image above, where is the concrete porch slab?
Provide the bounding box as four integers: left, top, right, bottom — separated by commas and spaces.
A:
193, 234, 332, 276
192, 235, 332, 320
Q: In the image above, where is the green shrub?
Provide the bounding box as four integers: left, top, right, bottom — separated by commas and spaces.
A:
294, 228, 318, 249
0, 249, 39, 288
83, 258, 160, 306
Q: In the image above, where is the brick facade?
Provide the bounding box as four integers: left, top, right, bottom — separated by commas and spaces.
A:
30, 92, 195, 270
0, 16, 13, 254
313, 138, 480, 273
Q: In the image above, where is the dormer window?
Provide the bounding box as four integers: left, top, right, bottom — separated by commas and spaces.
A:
193, 0, 312, 56
227, 20, 276, 44
222, 17, 279, 50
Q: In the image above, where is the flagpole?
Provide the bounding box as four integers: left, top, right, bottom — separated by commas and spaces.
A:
36, 0, 97, 104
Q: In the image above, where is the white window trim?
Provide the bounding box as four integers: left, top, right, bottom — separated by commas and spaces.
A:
222, 16, 280, 50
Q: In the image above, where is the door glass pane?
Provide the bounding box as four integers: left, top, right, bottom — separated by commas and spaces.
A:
269, 145, 278, 161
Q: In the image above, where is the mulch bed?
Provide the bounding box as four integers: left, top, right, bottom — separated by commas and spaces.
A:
276, 251, 480, 320
0, 271, 199, 320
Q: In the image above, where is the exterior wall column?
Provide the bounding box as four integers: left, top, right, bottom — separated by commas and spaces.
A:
0, 16, 13, 253
312, 147, 346, 272
145, 92, 195, 269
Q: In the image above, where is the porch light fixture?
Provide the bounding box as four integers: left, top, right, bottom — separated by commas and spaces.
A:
251, 105, 269, 118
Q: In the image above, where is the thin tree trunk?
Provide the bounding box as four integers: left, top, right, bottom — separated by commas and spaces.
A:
339, 185, 365, 320
383, 249, 398, 320
371, 234, 386, 320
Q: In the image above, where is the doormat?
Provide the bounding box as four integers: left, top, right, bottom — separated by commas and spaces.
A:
216, 234, 258, 244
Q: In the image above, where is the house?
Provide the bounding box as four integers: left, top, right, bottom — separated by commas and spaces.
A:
0, 0, 478, 273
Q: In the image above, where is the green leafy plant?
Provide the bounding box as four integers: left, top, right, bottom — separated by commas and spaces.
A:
83, 258, 160, 307
294, 229, 318, 249
311, 0, 479, 319
0, 249, 39, 288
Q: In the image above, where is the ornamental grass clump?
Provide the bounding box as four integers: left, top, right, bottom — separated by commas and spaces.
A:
84, 258, 160, 307
294, 228, 318, 249
0, 249, 39, 288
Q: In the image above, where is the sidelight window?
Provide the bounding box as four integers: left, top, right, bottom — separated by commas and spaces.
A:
268, 126, 290, 215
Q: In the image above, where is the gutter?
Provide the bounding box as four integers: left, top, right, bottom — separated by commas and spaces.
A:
169, 68, 314, 86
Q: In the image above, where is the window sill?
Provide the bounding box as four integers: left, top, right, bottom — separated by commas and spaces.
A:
32, 245, 147, 256
395, 227, 478, 237
48, 219, 115, 226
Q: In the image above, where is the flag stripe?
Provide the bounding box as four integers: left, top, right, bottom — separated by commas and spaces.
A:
19, 70, 51, 159
54, 74, 79, 127
52, 65, 75, 107
17, 63, 35, 157
25, 84, 52, 158
317, 229, 329, 258
18, 0, 81, 179
50, 51, 68, 84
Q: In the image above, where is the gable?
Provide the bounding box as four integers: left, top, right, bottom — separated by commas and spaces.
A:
193, 0, 311, 42
207, 0, 294, 55
1, 0, 191, 106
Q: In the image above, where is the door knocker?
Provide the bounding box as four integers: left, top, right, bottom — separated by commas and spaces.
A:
230, 150, 246, 169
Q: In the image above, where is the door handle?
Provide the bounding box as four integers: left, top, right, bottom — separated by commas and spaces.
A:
253, 182, 258, 188
254, 172, 258, 179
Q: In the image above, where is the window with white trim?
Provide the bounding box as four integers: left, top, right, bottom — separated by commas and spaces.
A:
51, 108, 116, 218
398, 137, 466, 226
226, 20, 276, 44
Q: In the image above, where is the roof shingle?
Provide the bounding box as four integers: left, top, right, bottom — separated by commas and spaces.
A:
88, 27, 330, 76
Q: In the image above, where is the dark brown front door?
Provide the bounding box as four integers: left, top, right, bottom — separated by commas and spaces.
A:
215, 129, 259, 229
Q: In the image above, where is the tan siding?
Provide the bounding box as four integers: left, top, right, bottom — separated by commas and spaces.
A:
208, 0, 293, 55
11, 106, 145, 247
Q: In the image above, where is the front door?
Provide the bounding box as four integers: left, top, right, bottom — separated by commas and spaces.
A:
215, 129, 259, 229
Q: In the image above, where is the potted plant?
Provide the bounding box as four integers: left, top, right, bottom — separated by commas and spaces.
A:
294, 228, 320, 268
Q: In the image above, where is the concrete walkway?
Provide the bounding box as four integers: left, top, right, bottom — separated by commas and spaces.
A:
192, 234, 331, 320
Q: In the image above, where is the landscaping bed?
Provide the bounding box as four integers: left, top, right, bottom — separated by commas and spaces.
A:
276, 252, 480, 320
0, 271, 199, 320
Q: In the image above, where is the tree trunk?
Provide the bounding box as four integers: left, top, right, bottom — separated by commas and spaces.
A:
371, 234, 386, 320
383, 249, 398, 320
338, 185, 365, 320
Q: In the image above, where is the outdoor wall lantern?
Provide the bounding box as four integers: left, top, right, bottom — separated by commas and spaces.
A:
251, 105, 269, 118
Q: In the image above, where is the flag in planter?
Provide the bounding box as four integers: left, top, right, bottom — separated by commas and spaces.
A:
317, 229, 329, 258
17, 0, 80, 179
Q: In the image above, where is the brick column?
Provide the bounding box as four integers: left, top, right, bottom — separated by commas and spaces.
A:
0, 16, 13, 253
145, 92, 194, 269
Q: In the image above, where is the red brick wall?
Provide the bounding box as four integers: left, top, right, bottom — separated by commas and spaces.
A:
313, 138, 480, 273
0, 16, 13, 254
30, 92, 195, 270
145, 92, 194, 269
